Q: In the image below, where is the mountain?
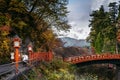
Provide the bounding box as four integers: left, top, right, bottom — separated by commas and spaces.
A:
54, 47, 89, 58
53, 37, 91, 58
60, 37, 90, 47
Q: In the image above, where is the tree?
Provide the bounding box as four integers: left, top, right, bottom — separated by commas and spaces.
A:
88, 5, 107, 54
108, 2, 118, 53
0, 0, 70, 63
88, 2, 120, 54
95, 33, 103, 54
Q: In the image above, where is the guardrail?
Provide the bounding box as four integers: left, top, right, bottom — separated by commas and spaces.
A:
0, 61, 28, 80
0, 63, 15, 76
0, 59, 42, 80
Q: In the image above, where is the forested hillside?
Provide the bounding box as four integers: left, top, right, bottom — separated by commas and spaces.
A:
0, 0, 70, 64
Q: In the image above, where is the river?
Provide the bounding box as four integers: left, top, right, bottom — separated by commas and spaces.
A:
74, 64, 116, 80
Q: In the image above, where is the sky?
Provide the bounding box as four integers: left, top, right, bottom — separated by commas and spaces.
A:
55, 0, 120, 40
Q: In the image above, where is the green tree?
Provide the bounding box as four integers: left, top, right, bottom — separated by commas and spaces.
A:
95, 32, 103, 54
88, 2, 120, 54
108, 2, 118, 53
88, 5, 108, 53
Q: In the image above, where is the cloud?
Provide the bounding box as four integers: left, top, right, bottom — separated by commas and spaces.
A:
56, 26, 90, 40
63, 0, 92, 39
91, 0, 105, 10
54, 0, 120, 40
68, 0, 92, 24
91, 0, 120, 11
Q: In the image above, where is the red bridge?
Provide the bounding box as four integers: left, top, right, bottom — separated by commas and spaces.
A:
28, 52, 120, 66
63, 54, 120, 65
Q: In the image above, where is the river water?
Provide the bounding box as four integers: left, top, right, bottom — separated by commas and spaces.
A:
74, 64, 116, 80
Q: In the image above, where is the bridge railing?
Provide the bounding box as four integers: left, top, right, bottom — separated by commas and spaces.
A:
28, 51, 53, 64
64, 54, 120, 64
0, 63, 14, 76
0, 61, 27, 76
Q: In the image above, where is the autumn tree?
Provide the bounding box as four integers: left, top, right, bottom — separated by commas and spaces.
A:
0, 14, 11, 64
0, 0, 70, 63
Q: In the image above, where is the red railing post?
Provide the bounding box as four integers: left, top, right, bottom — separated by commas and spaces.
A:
28, 43, 33, 64
48, 51, 53, 61
28, 52, 32, 64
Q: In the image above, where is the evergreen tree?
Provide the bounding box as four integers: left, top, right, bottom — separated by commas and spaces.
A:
88, 5, 107, 54
88, 2, 120, 54
95, 33, 103, 54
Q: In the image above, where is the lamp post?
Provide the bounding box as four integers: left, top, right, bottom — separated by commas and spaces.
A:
28, 43, 33, 64
13, 36, 20, 73
28, 45, 32, 53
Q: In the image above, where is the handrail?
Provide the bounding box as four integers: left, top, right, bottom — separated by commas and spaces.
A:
64, 54, 120, 64
0, 68, 14, 76
0, 58, 41, 76
0, 62, 14, 67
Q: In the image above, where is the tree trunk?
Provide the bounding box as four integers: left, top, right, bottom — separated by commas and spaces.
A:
116, 41, 119, 54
